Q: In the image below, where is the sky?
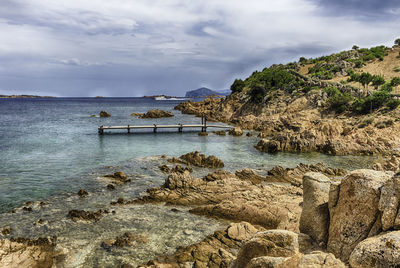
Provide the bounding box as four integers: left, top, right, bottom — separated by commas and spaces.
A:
0, 0, 399, 97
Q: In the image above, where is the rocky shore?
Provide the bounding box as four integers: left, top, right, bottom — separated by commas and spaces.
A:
134, 154, 400, 267
174, 92, 400, 156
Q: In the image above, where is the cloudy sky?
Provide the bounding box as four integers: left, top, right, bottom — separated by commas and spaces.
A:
0, 0, 399, 97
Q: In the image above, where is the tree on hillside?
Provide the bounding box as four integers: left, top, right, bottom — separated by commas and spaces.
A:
395, 38, 400, 46
352, 45, 359, 50
230, 79, 245, 93
372, 75, 385, 89
358, 72, 373, 95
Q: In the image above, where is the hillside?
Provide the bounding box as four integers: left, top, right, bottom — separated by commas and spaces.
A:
175, 39, 400, 156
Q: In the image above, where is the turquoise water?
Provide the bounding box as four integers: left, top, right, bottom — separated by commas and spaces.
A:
0, 97, 380, 266
0, 97, 378, 213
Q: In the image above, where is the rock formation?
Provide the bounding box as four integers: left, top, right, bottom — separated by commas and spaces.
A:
99, 110, 111, 117
139, 109, 174, 118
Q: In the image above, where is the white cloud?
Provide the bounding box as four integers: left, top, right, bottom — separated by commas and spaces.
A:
0, 0, 399, 96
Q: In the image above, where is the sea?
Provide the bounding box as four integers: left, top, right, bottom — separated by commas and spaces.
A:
0, 97, 379, 266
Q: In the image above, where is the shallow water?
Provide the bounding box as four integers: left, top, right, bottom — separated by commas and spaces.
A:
0, 97, 379, 266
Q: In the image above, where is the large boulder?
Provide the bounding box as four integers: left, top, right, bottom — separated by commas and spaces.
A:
233, 230, 300, 268
379, 174, 400, 231
327, 169, 392, 262
255, 139, 281, 153
349, 231, 400, 268
300, 172, 331, 247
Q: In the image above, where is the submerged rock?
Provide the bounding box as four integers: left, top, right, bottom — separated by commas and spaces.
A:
1, 226, 11, 236
104, 171, 130, 184
139, 109, 174, 118
213, 130, 226, 136
99, 110, 111, 117
102, 232, 148, 250
130, 112, 144, 117
159, 165, 170, 173
68, 209, 107, 222
77, 189, 88, 197
198, 131, 208, 136
140, 222, 262, 267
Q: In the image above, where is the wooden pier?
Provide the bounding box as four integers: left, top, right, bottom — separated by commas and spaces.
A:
98, 116, 231, 134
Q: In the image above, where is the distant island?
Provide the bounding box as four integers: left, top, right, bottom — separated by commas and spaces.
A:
0, 95, 55, 98
185, 87, 230, 98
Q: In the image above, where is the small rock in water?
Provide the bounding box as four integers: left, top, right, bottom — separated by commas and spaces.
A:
99, 110, 111, 117
68, 209, 104, 222
77, 189, 88, 197
246, 132, 253, 137
130, 112, 144, 117
1, 226, 11, 235
107, 184, 115, 190
171, 208, 181, 213
229, 127, 243, 136
22, 207, 32, 212
198, 132, 208, 136
104, 171, 130, 184
159, 165, 170, 173
183, 230, 193, 235
213, 130, 226, 136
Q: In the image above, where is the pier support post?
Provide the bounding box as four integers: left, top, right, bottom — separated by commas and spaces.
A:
98, 125, 104, 135
153, 124, 157, 133
127, 125, 130, 133
178, 123, 183, 132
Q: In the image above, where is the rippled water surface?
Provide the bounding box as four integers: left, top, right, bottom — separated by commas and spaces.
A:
0, 97, 379, 266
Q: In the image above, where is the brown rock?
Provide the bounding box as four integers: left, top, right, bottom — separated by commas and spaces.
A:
179, 151, 224, 168
130, 112, 144, 117
349, 231, 400, 268
139, 109, 174, 118
68, 209, 105, 222
327, 169, 392, 262
229, 127, 243, 136
213, 130, 226, 136
77, 189, 88, 197
105, 171, 129, 184
99, 110, 111, 117
300, 172, 331, 247
0, 236, 60, 268
198, 132, 208, 136
235, 168, 264, 184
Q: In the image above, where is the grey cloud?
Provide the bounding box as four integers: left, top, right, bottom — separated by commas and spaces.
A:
309, 0, 400, 19
186, 20, 230, 37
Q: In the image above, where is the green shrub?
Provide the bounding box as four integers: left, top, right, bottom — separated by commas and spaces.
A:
352, 90, 391, 114
324, 87, 353, 113
247, 66, 304, 102
395, 38, 400, 46
394, 67, 400, 72
386, 99, 400, 110
352, 45, 359, 50
230, 79, 245, 93
390, 77, 400, 87
375, 119, 394, 129
372, 75, 385, 89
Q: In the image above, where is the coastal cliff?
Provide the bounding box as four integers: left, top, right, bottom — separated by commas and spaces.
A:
175, 44, 400, 156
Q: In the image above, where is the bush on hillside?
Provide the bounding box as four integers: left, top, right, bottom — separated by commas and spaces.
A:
386, 99, 400, 110
324, 87, 353, 113
230, 79, 245, 93
352, 90, 391, 114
